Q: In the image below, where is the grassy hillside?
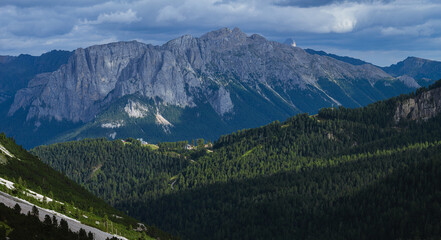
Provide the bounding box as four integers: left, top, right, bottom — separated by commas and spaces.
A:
33, 80, 441, 239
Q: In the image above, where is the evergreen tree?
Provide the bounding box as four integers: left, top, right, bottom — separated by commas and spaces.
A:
31, 205, 39, 217
13, 204, 21, 214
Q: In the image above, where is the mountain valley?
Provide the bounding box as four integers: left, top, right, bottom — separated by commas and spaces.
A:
33, 80, 441, 240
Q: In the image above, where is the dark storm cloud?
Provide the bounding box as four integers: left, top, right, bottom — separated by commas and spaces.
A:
0, 0, 113, 7
1, 0, 441, 66
273, 0, 394, 7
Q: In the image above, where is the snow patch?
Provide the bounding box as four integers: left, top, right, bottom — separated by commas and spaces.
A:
124, 100, 149, 118
27, 189, 53, 203
0, 177, 14, 190
101, 120, 124, 129
0, 143, 15, 159
0, 177, 62, 204
109, 132, 117, 139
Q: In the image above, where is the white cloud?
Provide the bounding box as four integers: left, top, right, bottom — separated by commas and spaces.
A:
157, 5, 187, 22
380, 19, 441, 37
85, 9, 141, 24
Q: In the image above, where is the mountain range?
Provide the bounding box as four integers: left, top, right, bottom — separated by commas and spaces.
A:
2, 27, 441, 148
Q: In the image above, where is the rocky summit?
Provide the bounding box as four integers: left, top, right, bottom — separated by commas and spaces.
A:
2, 28, 437, 147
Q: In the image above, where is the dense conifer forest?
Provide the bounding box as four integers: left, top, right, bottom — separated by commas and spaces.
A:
0, 202, 94, 240
33, 80, 441, 240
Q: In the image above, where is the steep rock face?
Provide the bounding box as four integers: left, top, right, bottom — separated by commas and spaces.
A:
124, 100, 149, 118
394, 87, 441, 122
5, 28, 427, 148
9, 28, 397, 125
112, 44, 199, 109
9, 41, 147, 122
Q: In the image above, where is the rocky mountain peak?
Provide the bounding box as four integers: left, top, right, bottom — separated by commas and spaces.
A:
249, 33, 267, 43
199, 27, 248, 49
163, 34, 196, 49
8, 40, 148, 122
382, 56, 441, 80
404, 56, 424, 61
201, 27, 246, 40
399, 57, 426, 68
5, 27, 428, 147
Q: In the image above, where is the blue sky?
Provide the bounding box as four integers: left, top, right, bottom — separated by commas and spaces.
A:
1, 0, 441, 66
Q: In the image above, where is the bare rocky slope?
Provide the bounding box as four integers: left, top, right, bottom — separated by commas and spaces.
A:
2, 28, 435, 147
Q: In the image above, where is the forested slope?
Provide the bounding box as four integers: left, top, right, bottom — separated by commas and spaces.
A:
33, 80, 441, 240
0, 134, 175, 240
33, 138, 189, 205
0, 202, 94, 240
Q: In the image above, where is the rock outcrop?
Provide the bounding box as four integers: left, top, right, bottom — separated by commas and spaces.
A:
9, 41, 147, 122
394, 87, 441, 123
124, 100, 149, 118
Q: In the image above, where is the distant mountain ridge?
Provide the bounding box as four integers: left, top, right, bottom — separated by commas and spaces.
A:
1, 28, 440, 148
0, 51, 72, 101
302, 49, 441, 88
381, 56, 441, 81
304, 48, 369, 66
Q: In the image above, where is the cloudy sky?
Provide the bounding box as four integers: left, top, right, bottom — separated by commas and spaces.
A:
1, 0, 440, 66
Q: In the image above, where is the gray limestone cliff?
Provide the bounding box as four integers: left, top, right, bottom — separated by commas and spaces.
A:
9, 41, 147, 122
8, 28, 405, 125
394, 87, 441, 123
